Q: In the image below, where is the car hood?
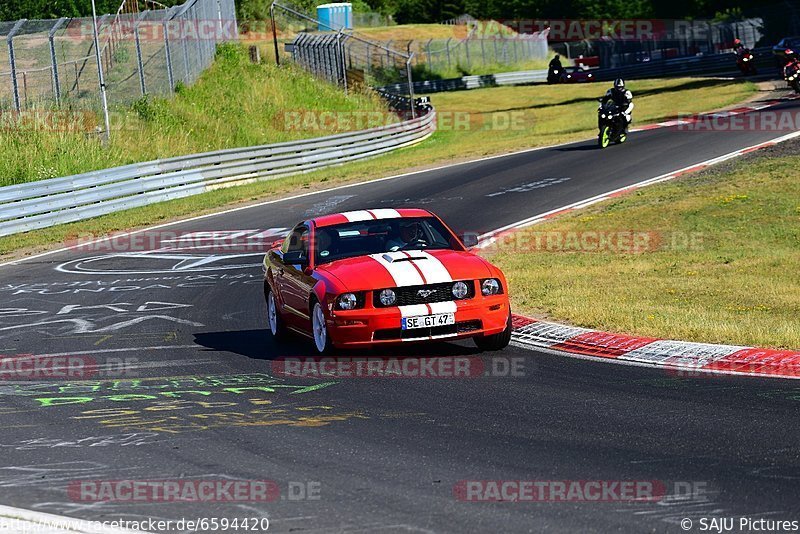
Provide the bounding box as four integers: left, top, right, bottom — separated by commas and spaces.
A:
316, 249, 495, 291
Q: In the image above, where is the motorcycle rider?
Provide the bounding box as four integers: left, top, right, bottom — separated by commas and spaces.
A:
601, 78, 634, 131
548, 54, 564, 83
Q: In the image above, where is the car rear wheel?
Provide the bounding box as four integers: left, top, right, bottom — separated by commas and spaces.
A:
311, 299, 333, 354
267, 287, 287, 341
474, 313, 512, 351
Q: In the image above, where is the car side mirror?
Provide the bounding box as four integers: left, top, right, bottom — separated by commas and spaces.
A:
282, 250, 308, 267
460, 232, 480, 248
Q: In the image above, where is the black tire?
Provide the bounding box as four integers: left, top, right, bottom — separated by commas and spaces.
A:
598, 125, 611, 148
474, 313, 512, 351
265, 283, 287, 341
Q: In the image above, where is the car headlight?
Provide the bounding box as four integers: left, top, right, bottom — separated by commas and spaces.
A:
481, 279, 501, 296
336, 293, 358, 310
379, 288, 396, 306
452, 281, 469, 299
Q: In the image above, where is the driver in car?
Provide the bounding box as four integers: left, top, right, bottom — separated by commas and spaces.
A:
386, 221, 424, 251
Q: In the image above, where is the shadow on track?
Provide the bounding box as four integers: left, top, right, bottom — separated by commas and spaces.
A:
193, 329, 483, 361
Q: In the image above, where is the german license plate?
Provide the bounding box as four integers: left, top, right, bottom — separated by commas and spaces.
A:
402, 313, 455, 330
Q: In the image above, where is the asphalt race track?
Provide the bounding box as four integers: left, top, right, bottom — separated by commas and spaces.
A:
1, 95, 799, 533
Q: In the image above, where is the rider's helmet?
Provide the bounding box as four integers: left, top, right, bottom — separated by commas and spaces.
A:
733, 38, 741, 46
613, 78, 625, 91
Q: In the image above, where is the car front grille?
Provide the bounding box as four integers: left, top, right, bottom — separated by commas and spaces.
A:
373, 282, 474, 308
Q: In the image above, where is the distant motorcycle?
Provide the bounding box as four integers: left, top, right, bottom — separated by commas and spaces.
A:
784, 59, 800, 93
547, 65, 565, 84
736, 48, 757, 75
597, 100, 627, 148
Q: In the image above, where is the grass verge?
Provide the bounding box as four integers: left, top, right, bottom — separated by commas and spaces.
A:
0, 44, 386, 187
490, 141, 800, 349
0, 77, 757, 259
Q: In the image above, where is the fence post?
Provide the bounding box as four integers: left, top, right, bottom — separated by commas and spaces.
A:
480, 38, 486, 65
337, 30, 347, 94
406, 53, 416, 119
445, 38, 452, 69
269, 2, 280, 66
181, 15, 191, 83
366, 42, 371, 74
49, 18, 68, 105
465, 37, 470, 68
163, 7, 176, 90
7, 19, 26, 112
425, 39, 432, 66
134, 11, 148, 95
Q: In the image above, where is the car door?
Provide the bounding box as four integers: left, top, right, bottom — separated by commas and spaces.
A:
277, 224, 315, 330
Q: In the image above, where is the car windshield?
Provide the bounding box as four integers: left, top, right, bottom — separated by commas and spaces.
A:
314, 216, 457, 264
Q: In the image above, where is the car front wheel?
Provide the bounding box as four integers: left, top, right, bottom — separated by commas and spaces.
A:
474, 313, 512, 351
311, 299, 333, 354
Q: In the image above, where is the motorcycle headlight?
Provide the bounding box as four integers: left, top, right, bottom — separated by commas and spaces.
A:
601, 113, 606, 119
452, 281, 470, 299
379, 288, 396, 306
336, 293, 359, 310
481, 279, 501, 296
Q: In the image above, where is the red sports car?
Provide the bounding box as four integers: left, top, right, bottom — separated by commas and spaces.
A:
263, 208, 512, 354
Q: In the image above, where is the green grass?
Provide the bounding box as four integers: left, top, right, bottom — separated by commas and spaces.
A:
0, 44, 387, 186
0, 76, 757, 260
490, 146, 800, 350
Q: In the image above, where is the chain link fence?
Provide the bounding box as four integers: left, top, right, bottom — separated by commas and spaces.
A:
272, 2, 415, 104
0, 0, 236, 113
272, 1, 548, 110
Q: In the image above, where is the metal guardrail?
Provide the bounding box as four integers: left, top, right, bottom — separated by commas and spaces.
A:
0, 108, 436, 237
381, 48, 779, 95
380, 69, 547, 94
589, 47, 777, 81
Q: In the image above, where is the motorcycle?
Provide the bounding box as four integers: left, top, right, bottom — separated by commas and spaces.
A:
784, 59, 800, 93
597, 100, 628, 149
736, 48, 757, 75
547, 65, 565, 84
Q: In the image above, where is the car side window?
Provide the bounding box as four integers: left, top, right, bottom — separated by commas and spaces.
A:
282, 225, 309, 259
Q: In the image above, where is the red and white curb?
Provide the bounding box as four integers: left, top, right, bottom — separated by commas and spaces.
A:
510, 315, 800, 379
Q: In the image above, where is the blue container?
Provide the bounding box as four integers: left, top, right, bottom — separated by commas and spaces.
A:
317, 3, 353, 31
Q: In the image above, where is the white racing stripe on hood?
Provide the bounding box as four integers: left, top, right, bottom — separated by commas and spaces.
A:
398, 304, 430, 317
429, 301, 457, 314
370, 252, 425, 287
407, 251, 453, 284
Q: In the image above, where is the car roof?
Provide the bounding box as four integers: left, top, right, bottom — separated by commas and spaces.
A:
312, 208, 434, 228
